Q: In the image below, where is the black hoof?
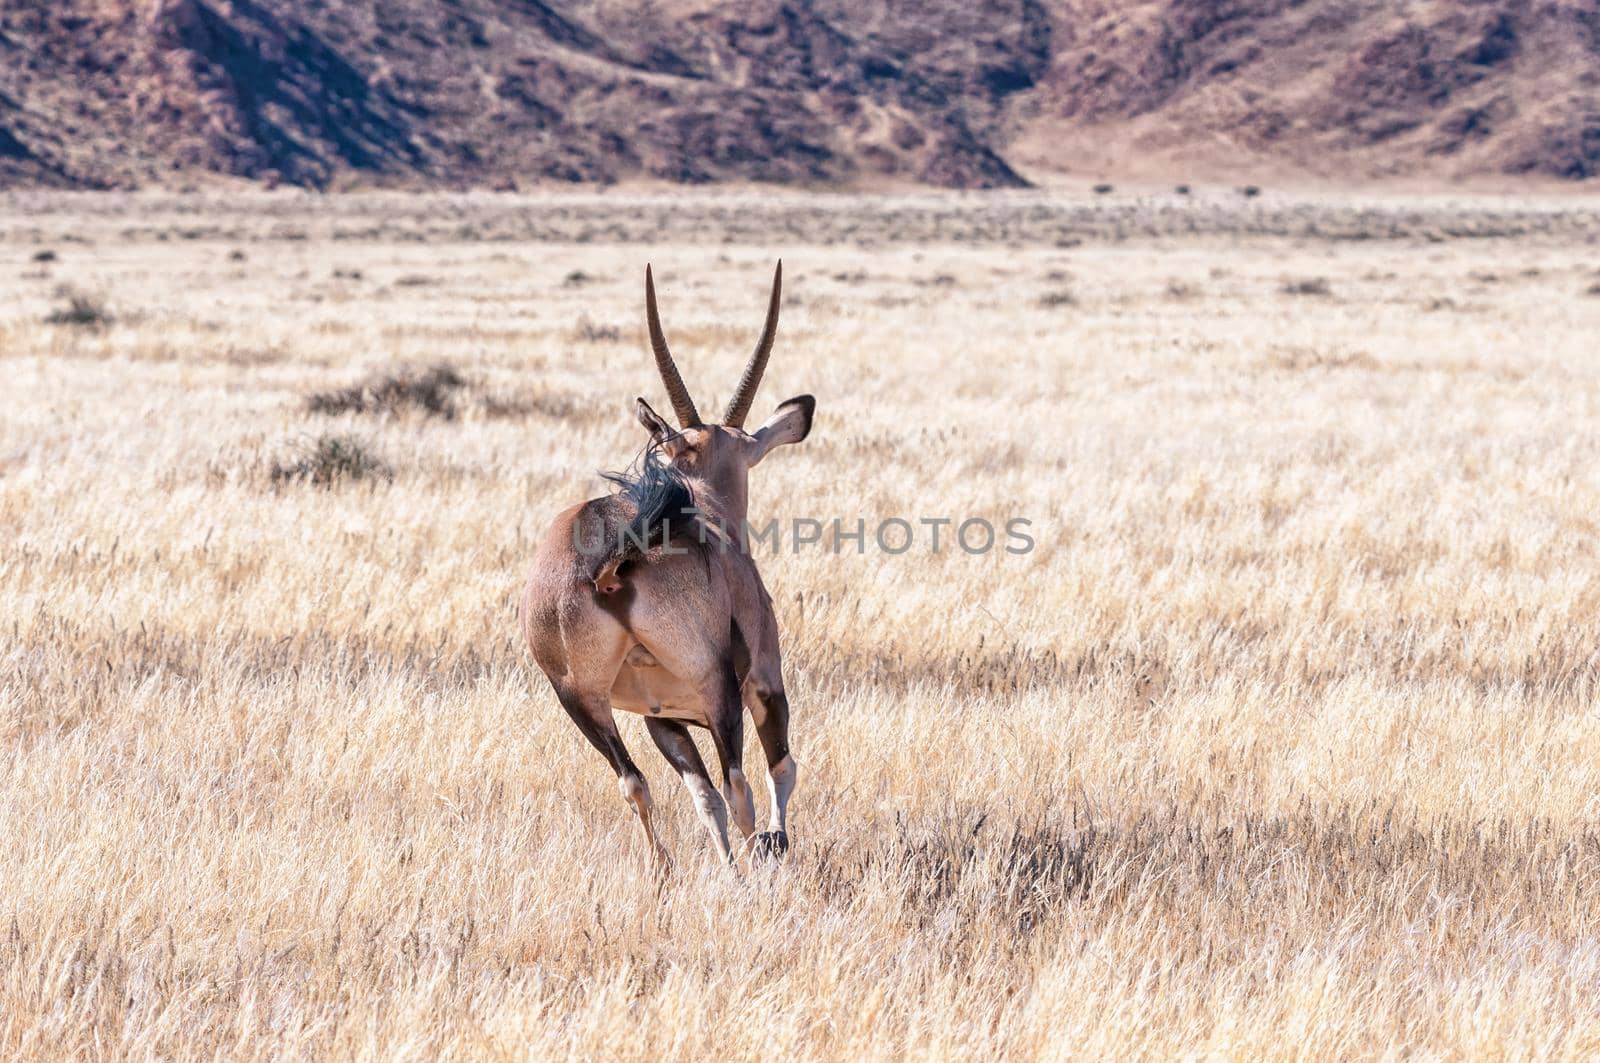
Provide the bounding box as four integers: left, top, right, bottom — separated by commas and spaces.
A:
752, 831, 790, 860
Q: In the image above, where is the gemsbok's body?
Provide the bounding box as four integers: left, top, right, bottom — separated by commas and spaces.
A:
520, 263, 813, 866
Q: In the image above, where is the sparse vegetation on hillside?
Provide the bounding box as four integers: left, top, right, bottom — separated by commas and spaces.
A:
2, 2, 1598, 190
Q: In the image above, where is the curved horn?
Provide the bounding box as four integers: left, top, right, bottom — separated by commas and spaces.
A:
723, 260, 782, 428
645, 264, 701, 427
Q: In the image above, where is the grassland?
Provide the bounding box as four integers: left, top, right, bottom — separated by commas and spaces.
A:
4, 189, 1600, 1058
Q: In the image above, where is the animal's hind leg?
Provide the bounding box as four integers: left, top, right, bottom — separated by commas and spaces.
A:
554, 685, 669, 868
646, 718, 732, 864
746, 679, 796, 859
702, 665, 758, 842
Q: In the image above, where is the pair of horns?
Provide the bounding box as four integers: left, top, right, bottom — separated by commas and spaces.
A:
645, 261, 781, 429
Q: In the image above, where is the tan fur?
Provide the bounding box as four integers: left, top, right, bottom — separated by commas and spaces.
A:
519, 265, 812, 867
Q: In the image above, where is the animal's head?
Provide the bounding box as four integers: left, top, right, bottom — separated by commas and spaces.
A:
633, 262, 815, 520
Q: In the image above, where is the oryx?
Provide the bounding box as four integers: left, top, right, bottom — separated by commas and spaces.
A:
520, 262, 813, 867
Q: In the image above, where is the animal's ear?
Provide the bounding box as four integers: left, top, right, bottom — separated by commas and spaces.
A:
635, 397, 673, 443
749, 394, 815, 465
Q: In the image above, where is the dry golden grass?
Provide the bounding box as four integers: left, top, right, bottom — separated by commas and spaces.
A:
4, 191, 1600, 1057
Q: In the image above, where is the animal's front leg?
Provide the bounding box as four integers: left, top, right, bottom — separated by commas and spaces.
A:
748, 683, 795, 859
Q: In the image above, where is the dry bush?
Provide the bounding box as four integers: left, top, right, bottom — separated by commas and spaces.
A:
43, 285, 112, 327
308, 363, 469, 419
1281, 276, 1333, 296
307, 363, 537, 422
1266, 344, 1380, 371
269, 434, 393, 486
571, 316, 623, 343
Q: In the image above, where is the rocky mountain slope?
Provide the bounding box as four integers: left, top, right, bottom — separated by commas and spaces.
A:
1011, 1, 1600, 184
0, 0, 1595, 190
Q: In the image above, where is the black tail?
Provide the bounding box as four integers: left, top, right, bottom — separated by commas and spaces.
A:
601, 446, 695, 555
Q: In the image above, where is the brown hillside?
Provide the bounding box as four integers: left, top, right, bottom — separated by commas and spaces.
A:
1013, 0, 1600, 184
0, 0, 1595, 190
